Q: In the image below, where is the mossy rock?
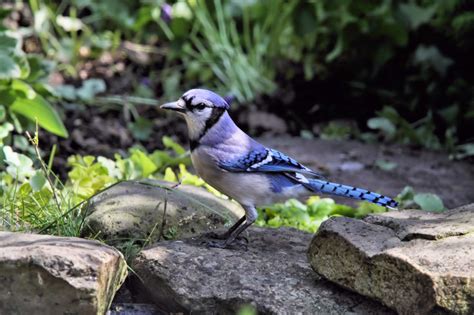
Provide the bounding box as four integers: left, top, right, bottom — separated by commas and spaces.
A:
81, 180, 244, 245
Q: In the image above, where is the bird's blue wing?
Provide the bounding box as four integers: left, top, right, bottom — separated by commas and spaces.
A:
219, 148, 325, 179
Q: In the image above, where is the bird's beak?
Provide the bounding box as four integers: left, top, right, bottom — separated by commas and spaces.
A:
160, 101, 186, 113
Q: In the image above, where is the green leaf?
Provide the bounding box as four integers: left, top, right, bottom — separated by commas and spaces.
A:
375, 159, 397, 171
0, 53, 21, 79
30, 171, 47, 191
3, 145, 35, 182
397, 186, 415, 201
9, 91, 68, 138
26, 54, 56, 82
295, 6, 317, 36
413, 45, 453, 77
0, 8, 13, 20
0, 105, 6, 121
129, 149, 157, 177
172, 2, 192, 19
413, 193, 445, 212
12, 79, 36, 98
0, 122, 14, 143
397, 3, 436, 30
367, 117, 396, 137
128, 117, 153, 141
76, 79, 106, 101
162, 136, 186, 155
0, 32, 19, 51
56, 15, 84, 32
325, 34, 344, 62
163, 167, 178, 182
54, 84, 77, 100
12, 51, 30, 79
451, 143, 474, 160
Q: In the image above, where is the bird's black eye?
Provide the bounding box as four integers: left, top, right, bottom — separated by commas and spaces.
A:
194, 103, 207, 110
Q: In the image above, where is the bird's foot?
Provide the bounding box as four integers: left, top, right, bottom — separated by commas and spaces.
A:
203, 237, 248, 251
203, 231, 249, 242
203, 231, 228, 240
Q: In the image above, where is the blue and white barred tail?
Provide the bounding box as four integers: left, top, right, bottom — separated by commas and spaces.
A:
306, 179, 398, 208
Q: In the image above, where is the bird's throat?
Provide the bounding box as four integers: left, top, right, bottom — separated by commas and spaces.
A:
188, 107, 226, 151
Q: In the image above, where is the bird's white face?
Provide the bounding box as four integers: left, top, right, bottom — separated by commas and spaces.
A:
180, 97, 214, 140
161, 93, 224, 141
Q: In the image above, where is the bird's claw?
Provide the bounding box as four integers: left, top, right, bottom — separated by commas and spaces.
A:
202, 237, 248, 251
203, 231, 227, 240
205, 239, 228, 248
204, 231, 249, 243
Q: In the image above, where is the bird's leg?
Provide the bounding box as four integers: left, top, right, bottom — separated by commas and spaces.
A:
205, 215, 246, 240
206, 205, 257, 249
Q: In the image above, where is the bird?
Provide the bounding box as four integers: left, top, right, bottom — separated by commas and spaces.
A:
161, 88, 398, 249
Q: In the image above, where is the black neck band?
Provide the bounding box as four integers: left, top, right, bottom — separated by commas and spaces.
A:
190, 108, 225, 151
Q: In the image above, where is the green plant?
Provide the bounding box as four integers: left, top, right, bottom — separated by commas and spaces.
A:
181, 0, 299, 101
367, 106, 442, 149
0, 19, 69, 231
0, 31, 67, 141
256, 197, 387, 233
396, 186, 445, 212
320, 121, 358, 140
0, 131, 81, 236
0, 134, 189, 235
450, 143, 474, 160
256, 185, 447, 232
65, 136, 190, 201
28, 0, 121, 75
367, 105, 473, 156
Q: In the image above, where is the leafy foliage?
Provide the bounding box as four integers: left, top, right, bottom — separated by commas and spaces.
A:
3, 0, 472, 153
0, 31, 67, 139
256, 197, 388, 233
0, 135, 189, 234
396, 186, 445, 211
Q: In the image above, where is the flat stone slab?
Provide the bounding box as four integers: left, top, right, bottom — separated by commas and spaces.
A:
82, 180, 244, 245
132, 227, 392, 314
308, 204, 474, 315
0, 231, 128, 314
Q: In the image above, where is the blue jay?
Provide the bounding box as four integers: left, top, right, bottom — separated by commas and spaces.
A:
161, 89, 398, 248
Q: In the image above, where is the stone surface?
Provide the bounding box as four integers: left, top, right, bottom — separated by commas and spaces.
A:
82, 180, 244, 245
107, 303, 161, 315
0, 231, 127, 314
308, 204, 474, 315
132, 226, 393, 314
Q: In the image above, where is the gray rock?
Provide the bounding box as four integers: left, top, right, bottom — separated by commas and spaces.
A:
82, 180, 244, 245
107, 303, 161, 315
308, 204, 474, 315
0, 231, 127, 314
132, 226, 392, 314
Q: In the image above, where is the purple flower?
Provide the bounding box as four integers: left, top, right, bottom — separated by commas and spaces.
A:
161, 3, 172, 23
140, 77, 151, 87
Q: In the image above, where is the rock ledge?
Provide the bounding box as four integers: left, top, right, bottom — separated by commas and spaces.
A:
0, 231, 127, 314
132, 226, 392, 314
308, 204, 474, 315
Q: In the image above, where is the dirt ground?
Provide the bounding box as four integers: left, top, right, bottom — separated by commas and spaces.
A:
260, 137, 474, 209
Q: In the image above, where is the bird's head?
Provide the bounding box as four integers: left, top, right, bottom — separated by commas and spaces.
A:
160, 89, 230, 140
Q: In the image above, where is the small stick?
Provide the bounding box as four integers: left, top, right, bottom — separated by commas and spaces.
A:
26, 129, 62, 213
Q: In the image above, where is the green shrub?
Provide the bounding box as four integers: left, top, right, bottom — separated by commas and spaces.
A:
0, 31, 67, 140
